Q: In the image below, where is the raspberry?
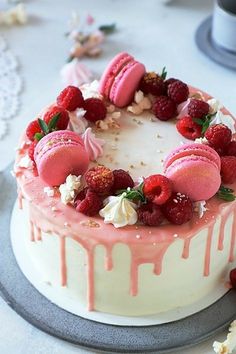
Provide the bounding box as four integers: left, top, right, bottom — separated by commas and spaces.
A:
83, 98, 107, 122
167, 80, 189, 104
28, 140, 37, 161
137, 202, 164, 226
26, 120, 42, 141
164, 78, 178, 90
188, 99, 210, 119
139, 72, 165, 96
176, 115, 202, 140
75, 189, 103, 216
225, 141, 236, 157
205, 124, 232, 150
57, 86, 84, 111
230, 268, 236, 289
152, 96, 177, 121
43, 106, 69, 130
111, 169, 134, 193
161, 192, 193, 225
85, 165, 114, 193
143, 174, 172, 205
220, 156, 236, 184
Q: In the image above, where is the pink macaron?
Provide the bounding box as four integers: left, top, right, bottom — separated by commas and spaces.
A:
164, 143, 221, 201
34, 130, 89, 186
99, 52, 146, 108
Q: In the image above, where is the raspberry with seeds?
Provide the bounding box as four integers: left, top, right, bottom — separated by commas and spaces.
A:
75, 189, 103, 216
111, 169, 134, 193
57, 86, 84, 111
167, 80, 189, 104
139, 72, 165, 96
176, 115, 202, 140
28, 140, 37, 162
205, 124, 232, 150
83, 98, 107, 122
137, 202, 164, 226
143, 174, 172, 205
161, 192, 194, 225
85, 165, 114, 194
188, 99, 210, 119
26, 120, 42, 141
220, 156, 236, 184
43, 106, 69, 130
226, 141, 236, 157
164, 78, 178, 91
230, 268, 236, 289
152, 96, 177, 121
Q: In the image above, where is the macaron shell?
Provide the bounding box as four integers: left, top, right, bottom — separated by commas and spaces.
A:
99, 52, 133, 98
165, 155, 221, 201
164, 143, 221, 171
110, 61, 146, 107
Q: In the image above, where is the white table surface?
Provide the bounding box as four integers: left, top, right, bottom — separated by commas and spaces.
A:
1, 0, 236, 353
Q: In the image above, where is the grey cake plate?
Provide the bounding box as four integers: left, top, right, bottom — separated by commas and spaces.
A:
1, 164, 236, 353
195, 16, 236, 70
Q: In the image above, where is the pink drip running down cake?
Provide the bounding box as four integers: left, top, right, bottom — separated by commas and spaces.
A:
14, 52, 236, 316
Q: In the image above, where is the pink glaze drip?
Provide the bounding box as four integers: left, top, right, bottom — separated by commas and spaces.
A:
105, 245, 113, 271
182, 238, 192, 259
87, 248, 95, 311
18, 188, 23, 210
204, 224, 214, 276
35, 226, 42, 241
218, 215, 227, 251
60, 236, 67, 287
229, 209, 236, 262
30, 221, 35, 242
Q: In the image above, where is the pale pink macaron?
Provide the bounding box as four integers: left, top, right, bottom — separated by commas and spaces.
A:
34, 130, 89, 186
164, 143, 221, 201
99, 52, 146, 108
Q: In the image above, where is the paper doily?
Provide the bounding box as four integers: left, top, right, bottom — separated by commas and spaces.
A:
0, 35, 23, 140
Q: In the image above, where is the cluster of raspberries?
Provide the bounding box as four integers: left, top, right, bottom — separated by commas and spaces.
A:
75, 166, 194, 227
26, 86, 107, 161
139, 71, 189, 121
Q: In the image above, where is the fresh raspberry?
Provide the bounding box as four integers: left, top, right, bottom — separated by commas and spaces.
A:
137, 202, 164, 226
28, 140, 37, 161
139, 72, 165, 96
43, 106, 69, 130
83, 98, 107, 122
205, 124, 232, 150
161, 192, 194, 225
225, 141, 236, 157
26, 120, 42, 141
85, 165, 114, 193
167, 80, 189, 104
230, 268, 236, 289
143, 174, 172, 205
111, 169, 134, 193
75, 189, 103, 216
164, 78, 178, 91
152, 96, 177, 121
220, 156, 236, 184
188, 99, 210, 119
57, 86, 84, 111
176, 115, 202, 140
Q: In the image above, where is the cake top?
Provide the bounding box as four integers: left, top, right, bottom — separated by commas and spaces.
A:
14, 52, 236, 233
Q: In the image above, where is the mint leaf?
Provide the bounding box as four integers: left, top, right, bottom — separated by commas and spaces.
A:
38, 118, 49, 135
34, 132, 44, 141
99, 23, 116, 34
160, 67, 167, 80
216, 185, 236, 202
193, 118, 204, 126
48, 113, 61, 131
116, 182, 146, 203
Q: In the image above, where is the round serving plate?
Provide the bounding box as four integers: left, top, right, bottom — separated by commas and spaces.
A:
1, 164, 236, 353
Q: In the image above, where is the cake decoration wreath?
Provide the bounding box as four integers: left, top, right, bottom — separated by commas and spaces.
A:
17, 52, 236, 229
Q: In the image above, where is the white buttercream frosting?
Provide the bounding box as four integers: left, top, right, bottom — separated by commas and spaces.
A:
69, 108, 88, 134
207, 98, 223, 114
194, 200, 208, 218
99, 193, 138, 228
209, 110, 236, 134
213, 320, 236, 354
82, 127, 105, 161
80, 80, 102, 99
59, 175, 82, 204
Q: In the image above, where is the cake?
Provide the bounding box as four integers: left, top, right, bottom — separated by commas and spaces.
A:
14, 52, 236, 317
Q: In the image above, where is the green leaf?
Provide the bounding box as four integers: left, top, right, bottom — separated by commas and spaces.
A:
160, 67, 167, 80
99, 23, 116, 34
116, 183, 146, 203
193, 118, 204, 126
216, 185, 236, 202
38, 118, 49, 135
48, 113, 61, 131
34, 132, 44, 141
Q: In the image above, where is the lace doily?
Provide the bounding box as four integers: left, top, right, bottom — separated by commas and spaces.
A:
0, 35, 23, 140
